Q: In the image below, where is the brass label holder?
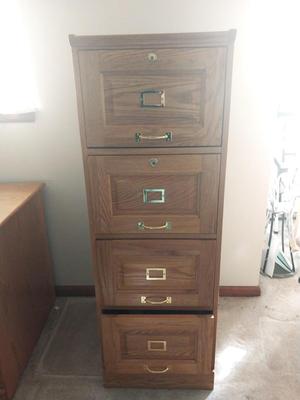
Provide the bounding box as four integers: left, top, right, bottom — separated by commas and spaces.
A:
143, 188, 165, 204
146, 267, 167, 280
140, 89, 165, 108
147, 340, 167, 352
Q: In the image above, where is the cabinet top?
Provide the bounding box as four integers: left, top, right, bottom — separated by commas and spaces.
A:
0, 182, 44, 227
69, 30, 236, 50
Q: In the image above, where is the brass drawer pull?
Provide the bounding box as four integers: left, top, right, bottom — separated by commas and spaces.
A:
137, 221, 171, 231
145, 365, 169, 374
146, 268, 166, 280
135, 132, 172, 143
147, 340, 167, 352
141, 296, 172, 305
140, 89, 165, 108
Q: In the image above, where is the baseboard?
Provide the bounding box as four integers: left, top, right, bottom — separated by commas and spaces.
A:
55, 285, 261, 298
55, 285, 95, 297
219, 286, 261, 297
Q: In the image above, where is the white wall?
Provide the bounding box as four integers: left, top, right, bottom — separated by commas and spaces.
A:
1, 0, 291, 286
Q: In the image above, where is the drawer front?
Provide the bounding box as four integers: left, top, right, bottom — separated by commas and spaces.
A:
96, 240, 216, 308
87, 154, 220, 235
79, 48, 226, 147
101, 314, 214, 381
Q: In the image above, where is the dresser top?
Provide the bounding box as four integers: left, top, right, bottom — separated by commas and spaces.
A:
0, 182, 44, 227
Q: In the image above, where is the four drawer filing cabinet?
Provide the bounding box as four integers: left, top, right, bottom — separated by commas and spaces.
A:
70, 30, 236, 389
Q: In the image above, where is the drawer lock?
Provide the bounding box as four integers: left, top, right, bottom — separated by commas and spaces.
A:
147, 52, 158, 62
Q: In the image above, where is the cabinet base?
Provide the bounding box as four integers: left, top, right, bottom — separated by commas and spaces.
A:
103, 372, 214, 389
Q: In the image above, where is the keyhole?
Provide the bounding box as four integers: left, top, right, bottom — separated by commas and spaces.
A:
148, 52, 158, 62
149, 158, 158, 167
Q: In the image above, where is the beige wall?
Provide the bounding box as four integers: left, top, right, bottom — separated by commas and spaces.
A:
1, 0, 286, 286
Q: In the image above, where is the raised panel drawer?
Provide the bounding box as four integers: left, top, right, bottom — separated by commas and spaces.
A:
87, 154, 220, 235
101, 314, 214, 388
78, 47, 226, 147
96, 240, 216, 309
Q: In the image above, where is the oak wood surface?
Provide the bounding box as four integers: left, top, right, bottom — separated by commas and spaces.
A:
78, 47, 226, 147
101, 314, 214, 388
0, 184, 55, 400
0, 372, 6, 400
103, 372, 214, 389
70, 30, 236, 389
209, 36, 236, 370
86, 146, 222, 155
96, 240, 216, 308
69, 30, 236, 50
0, 182, 43, 226
87, 154, 220, 235
219, 286, 261, 297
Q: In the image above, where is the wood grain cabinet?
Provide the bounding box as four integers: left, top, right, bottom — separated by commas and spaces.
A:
87, 154, 220, 235
70, 30, 236, 389
0, 183, 55, 400
96, 240, 216, 309
102, 314, 215, 388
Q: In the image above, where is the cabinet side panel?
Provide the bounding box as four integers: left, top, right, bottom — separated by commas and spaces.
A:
0, 191, 55, 399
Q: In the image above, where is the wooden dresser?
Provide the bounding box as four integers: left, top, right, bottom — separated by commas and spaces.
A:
0, 183, 55, 399
70, 31, 235, 389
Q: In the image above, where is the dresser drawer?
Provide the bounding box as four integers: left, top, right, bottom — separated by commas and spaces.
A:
78, 47, 226, 148
87, 154, 220, 235
96, 240, 216, 309
101, 314, 214, 388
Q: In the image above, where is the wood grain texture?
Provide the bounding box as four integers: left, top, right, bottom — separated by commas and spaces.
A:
70, 30, 236, 389
86, 146, 222, 156
219, 286, 261, 297
103, 372, 214, 389
0, 184, 55, 400
209, 36, 236, 371
101, 314, 214, 388
96, 240, 216, 309
87, 154, 220, 235
0, 182, 43, 226
69, 30, 236, 50
0, 373, 6, 400
78, 47, 226, 147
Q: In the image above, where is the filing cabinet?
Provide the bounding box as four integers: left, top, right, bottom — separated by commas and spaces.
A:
70, 30, 235, 389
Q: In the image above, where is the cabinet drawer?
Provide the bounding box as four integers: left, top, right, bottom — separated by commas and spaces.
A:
78, 48, 226, 148
101, 314, 214, 388
96, 240, 216, 309
87, 154, 220, 235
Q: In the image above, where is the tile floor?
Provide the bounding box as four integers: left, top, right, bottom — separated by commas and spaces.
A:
13, 271, 300, 400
